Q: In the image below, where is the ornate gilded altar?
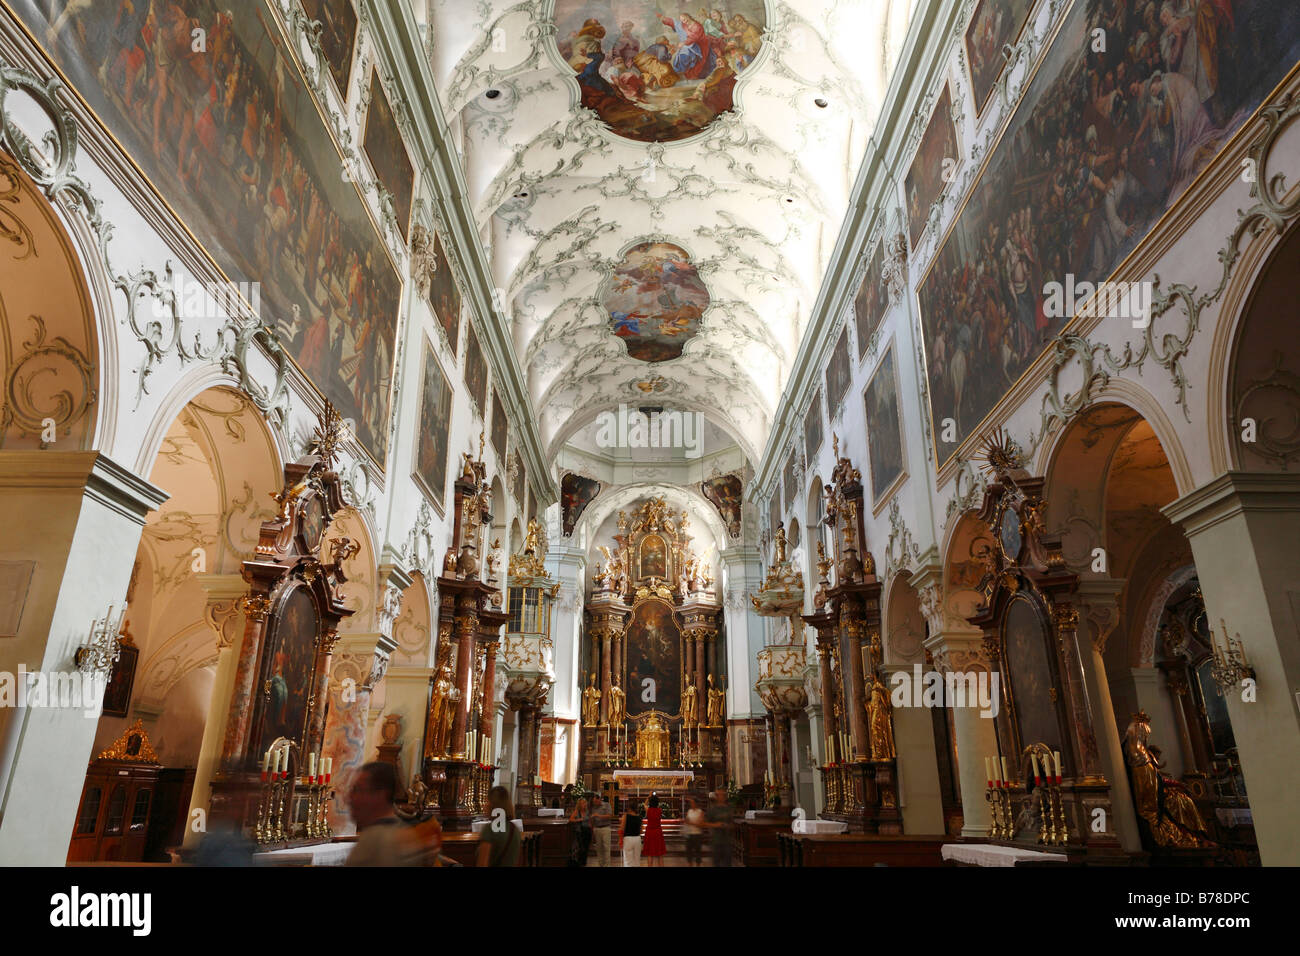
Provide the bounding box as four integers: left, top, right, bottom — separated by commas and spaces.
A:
207, 404, 357, 846
421, 435, 510, 829
966, 431, 1120, 855
580, 497, 724, 794
799, 438, 899, 833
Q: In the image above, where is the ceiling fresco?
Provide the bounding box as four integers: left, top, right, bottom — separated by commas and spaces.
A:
419, 0, 912, 464
553, 1, 767, 144
605, 240, 709, 362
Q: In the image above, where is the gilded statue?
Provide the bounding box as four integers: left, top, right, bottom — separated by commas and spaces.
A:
1123, 711, 1215, 848
682, 674, 698, 725
524, 518, 543, 557
582, 672, 602, 727
774, 522, 787, 563
426, 663, 458, 758
607, 682, 626, 726
865, 671, 896, 760
706, 674, 725, 727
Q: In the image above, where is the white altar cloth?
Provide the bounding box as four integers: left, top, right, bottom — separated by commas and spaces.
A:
792, 819, 848, 834
940, 844, 1068, 867
253, 842, 354, 866
536, 808, 565, 817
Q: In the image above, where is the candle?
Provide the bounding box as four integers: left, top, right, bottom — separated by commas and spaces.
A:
1000, 756, 1009, 784
1031, 753, 1041, 783
1053, 750, 1062, 780
324, 756, 332, 778
309, 752, 317, 779
984, 757, 992, 785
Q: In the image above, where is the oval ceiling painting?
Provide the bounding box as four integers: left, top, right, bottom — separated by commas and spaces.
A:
554, 2, 766, 143
606, 241, 709, 363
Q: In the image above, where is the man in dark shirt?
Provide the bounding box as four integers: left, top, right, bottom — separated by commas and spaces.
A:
704, 788, 734, 868
590, 793, 614, 866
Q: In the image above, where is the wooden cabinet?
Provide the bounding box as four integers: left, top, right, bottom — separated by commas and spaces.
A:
67, 761, 161, 863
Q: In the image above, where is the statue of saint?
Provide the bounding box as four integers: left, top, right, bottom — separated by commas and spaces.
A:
607, 682, 626, 726
682, 674, 698, 725
706, 674, 725, 727
865, 671, 896, 760
1123, 711, 1215, 848
774, 521, 787, 563
524, 518, 543, 557
427, 663, 458, 758
582, 672, 602, 726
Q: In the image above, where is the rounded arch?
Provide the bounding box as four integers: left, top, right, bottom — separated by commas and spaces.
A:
1032, 380, 1194, 499
0, 157, 101, 452
392, 572, 434, 667
939, 509, 993, 636
1218, 218, 1300, 473
95, 385, 283, 767
1206, 214, 1300, 473
328, 505, 381, 634
133, 362, 289, 479
882, 570, 925, 665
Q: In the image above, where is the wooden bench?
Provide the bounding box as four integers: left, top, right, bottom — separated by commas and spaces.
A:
735, 818, 793, 867
777, 832, 949, 867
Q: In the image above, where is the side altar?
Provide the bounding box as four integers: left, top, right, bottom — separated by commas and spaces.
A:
579, 498, 726, 801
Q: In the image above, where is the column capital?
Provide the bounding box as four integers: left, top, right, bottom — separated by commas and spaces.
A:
1162, 471, 1300, 537
924, 629, 990, 674
197, 573, 247, 650
0, 451, 168, 524
1074, 578, 1126, 654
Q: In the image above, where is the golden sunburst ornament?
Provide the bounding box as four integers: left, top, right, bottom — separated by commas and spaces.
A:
976, 427, 1026, 478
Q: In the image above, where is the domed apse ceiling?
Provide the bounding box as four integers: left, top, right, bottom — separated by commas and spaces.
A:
422, 0, 912, 465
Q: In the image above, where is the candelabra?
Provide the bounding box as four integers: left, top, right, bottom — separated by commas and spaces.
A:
986, 783, 1004, 839
302, 773, 333, 840
1210, 619, 1254, 694
75, 606, 126, 676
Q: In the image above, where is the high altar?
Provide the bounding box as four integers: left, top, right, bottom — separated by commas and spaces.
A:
581, 498, 725, 797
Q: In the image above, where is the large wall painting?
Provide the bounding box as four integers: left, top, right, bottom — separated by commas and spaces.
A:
561, 472, 601, 536
964, 0, 1035, 117
853, 241, 887, 360
625, 599, 681, 718
919, 0, 1300, 468
300, 0, 358, 96
701, 473, 743, 539
804, 388, 824, 463
824, 324, 852, 418
553, 1, 766, 143
424, 228, 462, 357
362, 70, 413, 238
905, 83, 959, 249
464, 322, 488, 416
414, 339, 453, 510
605, 240, 709, 362
863, 345, 906, 508
15, 0, 402, 466
489, 386, 508, 460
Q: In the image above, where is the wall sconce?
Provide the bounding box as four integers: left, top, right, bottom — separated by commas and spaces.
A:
1210, 619, 1255, 695
75, 606, 126, 676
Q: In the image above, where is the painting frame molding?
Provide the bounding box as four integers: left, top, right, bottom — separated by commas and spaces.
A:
962, 0, 1037, 119
361, 66, 415, 241
299, 0, 360, 103
863, 338, 909, 516
411, 332, 453, 517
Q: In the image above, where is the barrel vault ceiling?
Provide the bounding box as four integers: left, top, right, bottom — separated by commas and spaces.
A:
415, 0, 913, 467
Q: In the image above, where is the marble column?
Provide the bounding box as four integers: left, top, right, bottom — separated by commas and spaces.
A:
721, 546, 766, 719
882, 662, 944, 835
182, 574, 247, 850
926, 630, 997, 837
0, 452, 168, 865
322, 632, 396, 833
1163, 473, 1300, 865
1074, 579, 1141, 852
450, 593, 477, 757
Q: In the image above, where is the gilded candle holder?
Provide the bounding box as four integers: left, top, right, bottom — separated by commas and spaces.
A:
1051, 783, 1068, 845
986, 785, 1002, 839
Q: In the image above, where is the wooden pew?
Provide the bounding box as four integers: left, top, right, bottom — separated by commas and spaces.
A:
735, 817, 793, 867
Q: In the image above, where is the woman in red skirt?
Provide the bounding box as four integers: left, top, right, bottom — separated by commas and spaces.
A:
642, 793, 667, 866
